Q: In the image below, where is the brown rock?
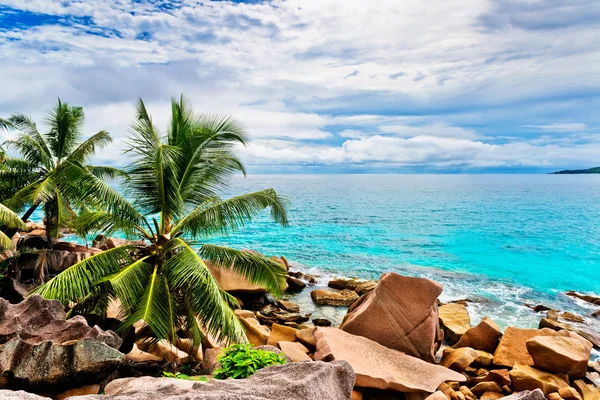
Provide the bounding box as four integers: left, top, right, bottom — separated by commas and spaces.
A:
286, 276, 306, 292
310, 289, 358, 307
200, 347, 223, 374
509, 364, 570, 395
439, 347, 479, 371
526, 335, 591, 378
234, 309, 256, 319
558, 387, 583, 400
426, 391, 449, 400
295, 329, 316, 350
352, 389, 364, 400
277, 341, 311, 362
339, 272, 444, 362
548, 393, 564, 400
241, 317, 270, 346
592, 310, 600, 318
572, 379, 600, 400
459, 386, 476, 400
451, 391, 466, 400
471, 382, 502, 396
355, 280, 378, 296
561, 312, 585, 324
267, 324, 298, 346
277, 300, 301, 313
328, 278, 360, 291
480, 392, 505, 400
493, 327, 570, 367
175, 338, 202, 361
473, 350, 494, 366
126, 343, 163, 363
313, 327, 465, 392
439, 304, 471, 344
539, 318, 600, 350
470, 369, 512, 386
140, 340, 190, 364
55, 384, 100, 399
454, 317, 502, 353
565, 291, 600, 306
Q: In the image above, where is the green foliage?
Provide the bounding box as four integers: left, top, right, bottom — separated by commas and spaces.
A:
214, 344, 287, 380
162, 371, 208, 382
35, 95, 289, 348
0, 99, 128, 245
0, 202, 26, 249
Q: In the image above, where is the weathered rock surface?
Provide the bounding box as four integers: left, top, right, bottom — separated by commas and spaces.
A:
509, 364, 570, 395
540, 318, 600, 350
439, 347, 479, 371
328, 278, 360, 291
454, 317, 502, 353
565, 291, 600, 306
267, 324, 298, 346
355, 280, 378, 296
296, 329, 316, 350
310, 289, 358, 307
313, 327, 464, 393
206, 262, 267, 296
572, 380, 600, 400
0, 338, 123, 390
499, 389, 546, 400
493, 327, 569, 367
438, 303, 471, 344
277, 341, 311, 362
75, 360, 354, 400
0, 296, 124, 390
0, 390, 50, 399
339, 272, 443, 362
526, 335, 591, 378
470, 369, 512, 386
240, 317, 270, 346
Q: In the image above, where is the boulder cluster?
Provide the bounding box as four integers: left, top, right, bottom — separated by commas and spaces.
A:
0, 237, 599, 400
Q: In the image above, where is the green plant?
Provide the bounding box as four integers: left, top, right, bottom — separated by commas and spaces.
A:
162, 371, 208, 382
0, 202, 26, 249
214, 344, 287, 380
35, 95, 289, 346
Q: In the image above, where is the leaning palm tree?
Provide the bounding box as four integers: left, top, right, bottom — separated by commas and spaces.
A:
0, 99, 126, 245
0, 203, 26, 249
36, 96, 289, 346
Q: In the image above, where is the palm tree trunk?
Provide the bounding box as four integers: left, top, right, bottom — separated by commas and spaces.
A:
21, 202, 40, 222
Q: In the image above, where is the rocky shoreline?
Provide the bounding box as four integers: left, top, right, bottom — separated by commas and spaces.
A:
1, 227, 600, 400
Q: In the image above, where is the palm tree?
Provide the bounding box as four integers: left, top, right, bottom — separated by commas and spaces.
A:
0, 99, 127, 245
35, 96, 289, 346
0, 202, 26, 249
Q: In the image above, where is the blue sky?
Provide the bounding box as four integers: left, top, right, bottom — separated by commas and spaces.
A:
0, 0, 599, 173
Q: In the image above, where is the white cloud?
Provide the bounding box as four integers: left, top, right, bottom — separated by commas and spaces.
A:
525, 123, 589, 132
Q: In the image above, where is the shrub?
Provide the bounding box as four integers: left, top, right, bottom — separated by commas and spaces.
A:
214, 344, 287, 379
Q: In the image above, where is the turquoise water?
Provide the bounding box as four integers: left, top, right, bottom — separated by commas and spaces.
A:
47, 174, 600, 342
205, 174, 600, 336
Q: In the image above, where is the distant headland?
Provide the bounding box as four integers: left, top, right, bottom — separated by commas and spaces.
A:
551, 167, 600, 174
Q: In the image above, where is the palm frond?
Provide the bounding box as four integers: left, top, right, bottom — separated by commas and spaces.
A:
67, 130, 112, 164
7, 113, 53, 165
34, 245, 134, 303
198, 244, 287, 296
0, 202, 26, 230
101, 256, 153, 314
0, 118, 14, 130
87, 166, 129, 180
45, 99, 85, 161
72, 210, 146, 239
3, 134, 53, 169
122, 266, 177, 341
164, 238, 245, 344
172, 189, 289, 238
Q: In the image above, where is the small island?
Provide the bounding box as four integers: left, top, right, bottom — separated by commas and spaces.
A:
551, 167, 600, 174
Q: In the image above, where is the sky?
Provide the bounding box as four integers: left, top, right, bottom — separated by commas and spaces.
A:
0, 0, 599, 173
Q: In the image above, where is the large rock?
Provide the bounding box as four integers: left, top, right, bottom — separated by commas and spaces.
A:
526, 335, 591, 378
438, 303, 471, 344
0, 295, 121, 348
313, 327, 465, 393
498, 389, 546, 400
572, 380, 600, 400
0, 338, 123, 390
493, 327, 569, 367
540, 318, 600, 350
508, 364, 570, 395
439, 347, 479, 371
267, 324, 298, 346
0, 296, 123, 390
454, 317, 502, 353
0, 391, 50, 399
277, 341, 311, 362
74, 361, 355, 400
310, 289, 358, 307
339, 273, 443, 362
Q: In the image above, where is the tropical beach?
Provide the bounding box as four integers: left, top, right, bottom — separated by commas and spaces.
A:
1, 0, 600, 399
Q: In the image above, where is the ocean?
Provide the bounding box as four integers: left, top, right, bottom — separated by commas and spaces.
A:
207, 174, 600, 340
